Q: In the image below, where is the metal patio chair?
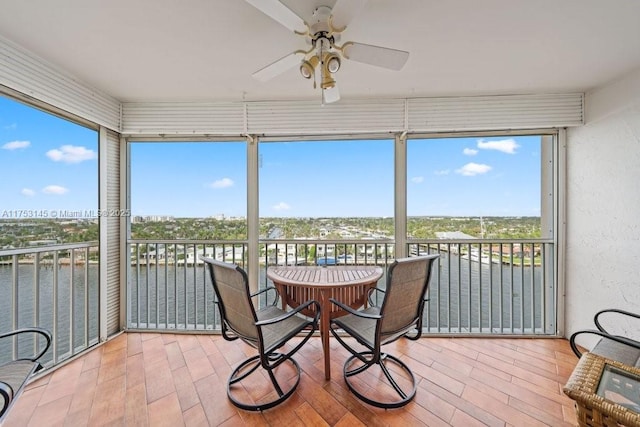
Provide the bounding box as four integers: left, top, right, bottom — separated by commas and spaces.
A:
570, 308, 640, 366
202, 257, 319, 411
0, 327, 52, 421
329, 254, 439, 408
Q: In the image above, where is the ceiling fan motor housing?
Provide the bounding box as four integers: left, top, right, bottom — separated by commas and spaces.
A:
307, 6, 341, 46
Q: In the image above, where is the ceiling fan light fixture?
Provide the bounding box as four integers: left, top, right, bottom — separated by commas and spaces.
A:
324, 52, 341, 73
320, 68, 336, 90
299, 55, 319, 79
322, 84, 340, 104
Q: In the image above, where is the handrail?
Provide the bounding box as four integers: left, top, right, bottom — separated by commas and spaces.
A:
0, 241, 98, 257
129, 239, 247, 244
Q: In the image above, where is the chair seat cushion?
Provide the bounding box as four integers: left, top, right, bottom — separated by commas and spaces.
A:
333, 307, 380, 348
257, 306, 310, 353
592, 337, 640, 367
0, 360, 39, 400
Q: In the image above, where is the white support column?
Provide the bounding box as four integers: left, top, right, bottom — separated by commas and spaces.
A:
541, 135, 554, 239
541, 134, 556, 334
555, 129, 568, 336
119, 135, 128, 331
247, 135, 259, 293
394, 133, 408, 259
98, 126, 108, 342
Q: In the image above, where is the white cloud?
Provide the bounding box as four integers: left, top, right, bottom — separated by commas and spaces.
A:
21, 188, 36, 197
209, 177, 234, 189
2, 140, 30, 150
46, 145, 97, 163
4, 123, 17, 130
411, 176, 424, 183
463, 148, 478, 156
42, 185, 69, 195
477, 138, 519, 154
434, 169, 450, 176
273, 202, 290, 211
456, 163, 492, 176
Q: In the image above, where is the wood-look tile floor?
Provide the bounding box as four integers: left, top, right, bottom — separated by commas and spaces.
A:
4, 333, 579, 426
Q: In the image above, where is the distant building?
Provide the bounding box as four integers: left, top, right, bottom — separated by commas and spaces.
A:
131, 215, 175, 223
28, 239, 58, 246
435, 231, 476, 239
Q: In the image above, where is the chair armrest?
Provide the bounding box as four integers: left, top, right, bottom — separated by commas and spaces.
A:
329, 298, 382, 319
250, 286, 280, 306
594, 309, 640, 335
569, 329, 640, 358
0, 328, 52, 362
255, 299, 321, 326
1, 381, 13, 420
0, 381, 13, 411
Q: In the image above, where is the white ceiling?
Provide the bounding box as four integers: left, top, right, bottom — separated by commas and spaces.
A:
1, 0, 640, 103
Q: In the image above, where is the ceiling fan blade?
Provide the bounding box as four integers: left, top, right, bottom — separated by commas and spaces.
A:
342, 42, 409, 70
330, 0, 367, 31
252, 51, 305, 82
322, 85, 340, 104
245, 0, 307, 33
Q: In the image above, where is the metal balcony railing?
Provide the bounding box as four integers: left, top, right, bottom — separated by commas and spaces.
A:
127, 238, 557, 336
127, 240, 247, 330
408, 239, 556, 335
0, 242, 100, 368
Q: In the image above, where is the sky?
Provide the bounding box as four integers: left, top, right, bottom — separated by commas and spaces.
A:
1, 95, 542, 219
0, 97, 99, 218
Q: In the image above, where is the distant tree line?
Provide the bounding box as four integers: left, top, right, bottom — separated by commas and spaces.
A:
0, 216, 541, 249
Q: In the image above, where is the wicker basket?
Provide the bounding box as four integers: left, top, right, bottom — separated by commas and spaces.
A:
564, 352, 640, 427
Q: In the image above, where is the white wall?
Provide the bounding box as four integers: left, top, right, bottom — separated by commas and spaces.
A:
565, 67, 640, 348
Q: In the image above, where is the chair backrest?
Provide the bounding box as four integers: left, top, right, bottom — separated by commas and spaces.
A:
379, 254, 439, 340
202, 257, 259, 342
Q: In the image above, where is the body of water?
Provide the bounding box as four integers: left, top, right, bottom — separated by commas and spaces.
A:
127, 252, 550, 333
0, 263, 99, 364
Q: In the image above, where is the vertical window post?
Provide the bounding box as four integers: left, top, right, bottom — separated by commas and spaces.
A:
247, 135, 259, 294
395, 132, 408, 258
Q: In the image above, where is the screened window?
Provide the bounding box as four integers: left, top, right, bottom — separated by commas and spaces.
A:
0, 94, 100, 361
0, 95, 98, 247
258, 139, 394, 239
129, 141, 247, 239
407, 135, 544, 239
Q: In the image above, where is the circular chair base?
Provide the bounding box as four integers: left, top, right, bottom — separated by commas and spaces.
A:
343, 352, 417, 409
227, 354, 301, 411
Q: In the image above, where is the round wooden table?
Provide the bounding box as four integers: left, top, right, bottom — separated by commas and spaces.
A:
267, 265, 384, 380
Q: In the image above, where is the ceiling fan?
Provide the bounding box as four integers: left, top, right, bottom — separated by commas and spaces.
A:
245, 0, 410, 104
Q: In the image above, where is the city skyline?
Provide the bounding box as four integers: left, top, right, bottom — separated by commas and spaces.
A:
2, 95, 541, 219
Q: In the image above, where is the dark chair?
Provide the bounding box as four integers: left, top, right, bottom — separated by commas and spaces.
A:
569, 309, 640, 366
0, 327, 52, 421
202, 257, 320, 411
329, 254, 439, 408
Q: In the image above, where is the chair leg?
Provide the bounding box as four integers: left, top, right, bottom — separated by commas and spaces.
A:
343, 352, 417, 409
227, 353, 302, 412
